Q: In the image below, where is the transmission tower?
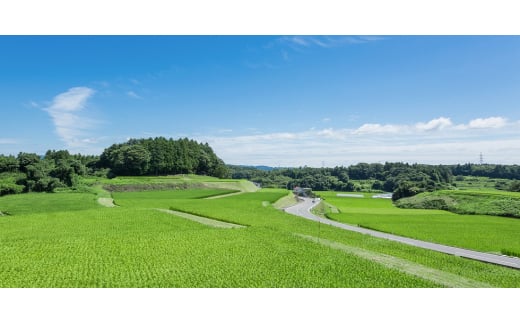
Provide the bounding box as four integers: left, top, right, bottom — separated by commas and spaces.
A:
479, 152, 484, 165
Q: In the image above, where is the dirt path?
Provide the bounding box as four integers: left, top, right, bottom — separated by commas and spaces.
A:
154, 208, 245, 228
97, 197, 116, 207
205, 191, 245, 199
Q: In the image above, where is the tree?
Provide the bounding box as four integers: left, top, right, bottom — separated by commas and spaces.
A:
17, 152, 40, 172
0, 155, 19, 173
392, 181, 421, 201
109, 144, 151, 175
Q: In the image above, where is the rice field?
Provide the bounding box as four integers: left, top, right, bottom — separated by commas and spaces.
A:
1, 184, 520, 287
318, 191, 520, 255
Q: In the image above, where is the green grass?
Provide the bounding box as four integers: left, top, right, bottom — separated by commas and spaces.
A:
81, 175, 258, 193
2, 185, 520, 287
272, 192, 299, 209
112, 189, 238, 208
319, 191, 520, 255
0, 192, 102, 215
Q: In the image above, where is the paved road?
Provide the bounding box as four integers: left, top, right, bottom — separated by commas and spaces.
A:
284, 197, 520, 270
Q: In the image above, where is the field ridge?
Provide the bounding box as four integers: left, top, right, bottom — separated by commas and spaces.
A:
153, 208, 246, 229
296, 234, 492, 288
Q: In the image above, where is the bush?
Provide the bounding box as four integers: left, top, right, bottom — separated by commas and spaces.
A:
0, 183, 24, 196
509, 181, 520, 192
395, 194, 458, 211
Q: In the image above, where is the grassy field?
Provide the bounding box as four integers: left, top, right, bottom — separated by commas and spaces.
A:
2, 181, 520, 287
318, 191, 520, 256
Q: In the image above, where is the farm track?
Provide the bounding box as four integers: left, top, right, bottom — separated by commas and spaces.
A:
204, 191, 244, 199
97, 197, 116, 207
296, 234, 491, 287
153, 208, 246, 228
285, 197, 520, 270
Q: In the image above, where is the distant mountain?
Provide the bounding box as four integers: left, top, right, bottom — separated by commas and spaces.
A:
253, 165, 275, 171
229, 165, 276, 171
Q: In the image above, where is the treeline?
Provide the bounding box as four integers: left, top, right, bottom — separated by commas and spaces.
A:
0, 137, 227, 196
450, 163, 520, 180
0, 151, 101, 196
230, 162, 520, 199
228, 162, 454, 200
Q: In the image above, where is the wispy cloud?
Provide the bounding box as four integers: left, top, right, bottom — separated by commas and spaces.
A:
196, 116, 520, 166
281, 49, 289, 61
45, 87, 99, 150
278, 36, 385, 49
217, 129, 233, 134
244, 60, 278, 69
250, 36, 385, 70
29, 101, 40, 108
0, 138, 18, 145
127, 91, 142, 99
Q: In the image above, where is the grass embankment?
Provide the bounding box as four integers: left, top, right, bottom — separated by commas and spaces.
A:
80, 174, 258, 193
2, 182, 520, 287
311, 200, 340, 218
319, 191, 520, 256
272, 191, 299, 209
396, 190, 520, 218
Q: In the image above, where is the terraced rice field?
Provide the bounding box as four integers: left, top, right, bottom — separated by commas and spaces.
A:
1, 185, 520, 287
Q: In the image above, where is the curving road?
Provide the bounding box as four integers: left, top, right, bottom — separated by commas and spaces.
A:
284, 197, 520, 270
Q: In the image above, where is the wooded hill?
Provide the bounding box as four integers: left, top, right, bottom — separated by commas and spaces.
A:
99, 137, 228, 178
0, 137, 227, 196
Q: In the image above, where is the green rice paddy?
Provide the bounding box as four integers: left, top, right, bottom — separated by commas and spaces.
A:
1, 178, 520, 287
318, 191, 520, 255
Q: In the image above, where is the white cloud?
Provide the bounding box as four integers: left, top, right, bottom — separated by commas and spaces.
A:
468, 116, 507, 129
353, 123, 403, 134
316, 128, 348, 140
415, 117, 453, 131
196, 116, 519, 166
49, 87, 94, 112
45, 87, 97, 149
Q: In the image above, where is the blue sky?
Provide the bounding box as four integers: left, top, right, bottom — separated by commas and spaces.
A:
1, 36, 520, 166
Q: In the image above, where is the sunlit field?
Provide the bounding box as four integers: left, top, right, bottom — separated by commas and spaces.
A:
2, 184, 520, 287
